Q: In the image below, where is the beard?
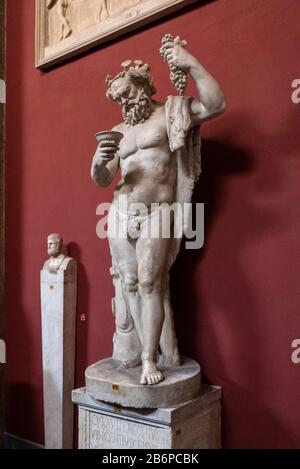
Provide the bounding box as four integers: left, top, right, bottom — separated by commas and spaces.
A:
48, 247, 60, 257
122, 90, 153, 127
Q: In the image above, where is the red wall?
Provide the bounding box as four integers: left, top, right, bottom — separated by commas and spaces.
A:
5, 0, 300, 448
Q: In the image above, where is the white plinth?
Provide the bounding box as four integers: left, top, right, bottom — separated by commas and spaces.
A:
72, 385, 221, 449
41, 265, 77, 449
85, 357, 201, 408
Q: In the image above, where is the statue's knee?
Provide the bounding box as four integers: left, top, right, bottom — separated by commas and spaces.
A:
139, 277, 160, 296
122, 272, 138, 293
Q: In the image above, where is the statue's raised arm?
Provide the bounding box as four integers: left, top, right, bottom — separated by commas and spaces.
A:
160, 34, 226, 124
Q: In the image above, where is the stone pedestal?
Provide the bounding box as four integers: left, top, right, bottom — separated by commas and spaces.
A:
41, 264, 77, 449
72, 385, 221, 449
86, 357, 201, 408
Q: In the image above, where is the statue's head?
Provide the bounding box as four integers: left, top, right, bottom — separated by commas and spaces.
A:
47, 233, 63, 258
106, 60, 156, 126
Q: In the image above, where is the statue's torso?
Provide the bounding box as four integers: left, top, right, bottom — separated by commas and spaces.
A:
114, 104, 177, 208
43, 254, 75, 273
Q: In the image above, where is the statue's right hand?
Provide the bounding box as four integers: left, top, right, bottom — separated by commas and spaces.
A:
95, 140, 119, 162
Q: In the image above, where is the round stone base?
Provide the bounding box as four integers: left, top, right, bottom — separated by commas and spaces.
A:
85, 357, 201, 408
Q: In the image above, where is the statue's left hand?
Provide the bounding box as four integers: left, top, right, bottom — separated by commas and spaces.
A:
163, 40, 196, 72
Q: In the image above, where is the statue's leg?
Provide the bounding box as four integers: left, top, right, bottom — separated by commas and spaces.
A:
117, 260, 144, 366
136, 214, 171, 385
159, 282, 180, 367
58, 0, 72, 40
98, 0, 109, 22
108, 210, 143, 366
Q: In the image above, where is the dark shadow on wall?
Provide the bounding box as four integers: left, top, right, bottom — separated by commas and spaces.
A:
67, 241, 89, 449
171, 132, 253, 363
171, 105, 300, 447
4, 0, 44, 444
170, 126, 254, 449
5, 383, 42, 445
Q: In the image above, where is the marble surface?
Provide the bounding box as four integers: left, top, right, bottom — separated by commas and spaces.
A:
73, 385, 222, 449
85, 357, 201, 408
89, 36, 226, 392
41, 260, 77, 449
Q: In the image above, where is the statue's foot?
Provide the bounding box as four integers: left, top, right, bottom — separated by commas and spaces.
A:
140, 360, 164, 385
121, 356, 142, 369
60, 27, 72, 41
158, 348, 181, 367
63, 27, 72, 39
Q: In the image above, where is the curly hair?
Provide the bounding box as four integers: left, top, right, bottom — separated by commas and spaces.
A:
106, 61, 156, 101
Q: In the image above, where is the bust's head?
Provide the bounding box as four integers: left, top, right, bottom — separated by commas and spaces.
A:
47, 233, 63, 258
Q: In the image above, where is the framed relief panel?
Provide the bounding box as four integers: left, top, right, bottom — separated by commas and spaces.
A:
35, 0, 197, 69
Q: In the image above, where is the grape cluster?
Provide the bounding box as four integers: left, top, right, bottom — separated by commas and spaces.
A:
169, 66, 188, 96
160, 33, 188, 96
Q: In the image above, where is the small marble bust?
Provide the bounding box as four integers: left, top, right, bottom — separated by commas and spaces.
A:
43, 233, 73, 273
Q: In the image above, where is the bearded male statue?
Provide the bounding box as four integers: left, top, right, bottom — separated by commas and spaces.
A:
90, 36, 226, 387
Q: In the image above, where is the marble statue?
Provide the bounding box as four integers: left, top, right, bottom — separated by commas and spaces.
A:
41, 233, 77, 448
91, 34, 226, 387
43, 233, 73, 273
